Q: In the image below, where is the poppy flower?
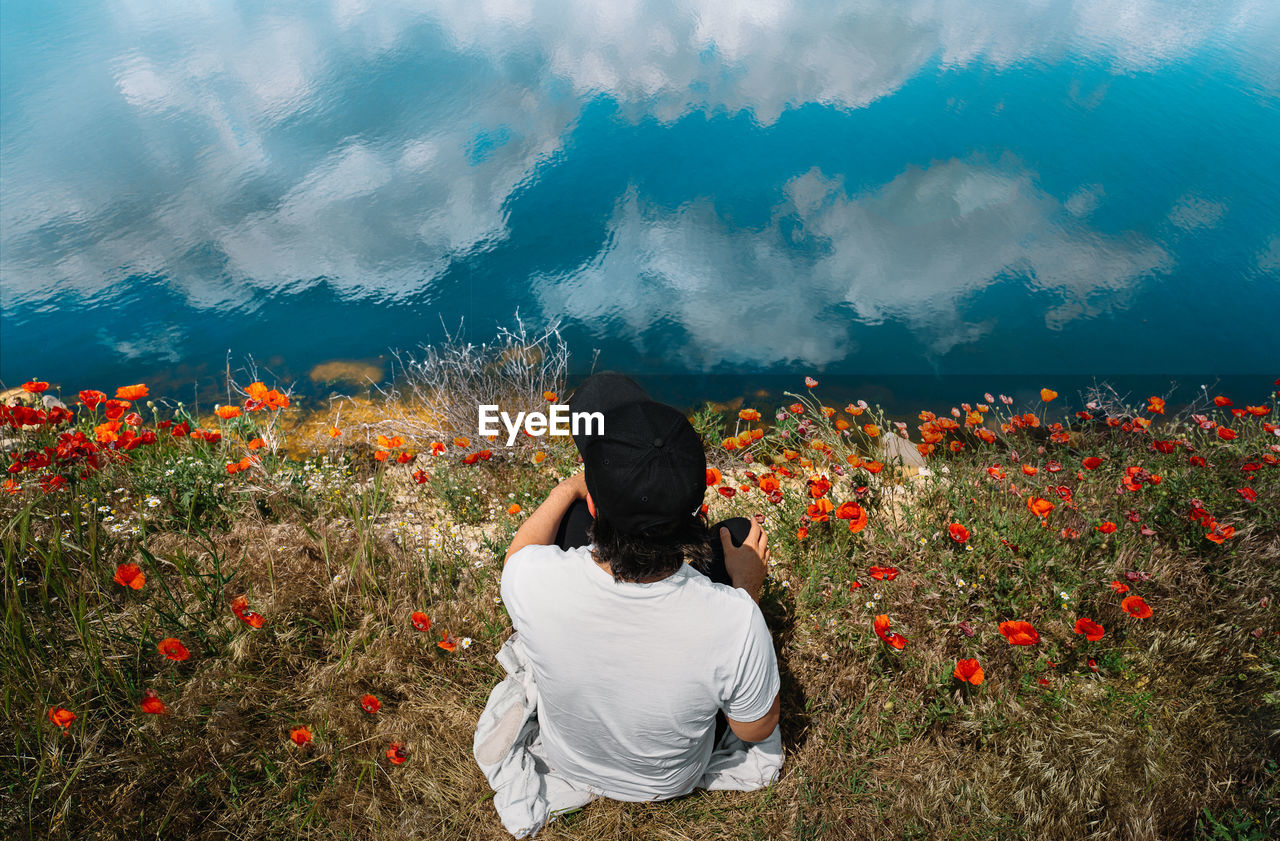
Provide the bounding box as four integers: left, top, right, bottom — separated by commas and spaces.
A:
868, 566, 899, 581
717, 486, 736, 499
1245, 405, 1269, 416
113, 563, 146, 590
998, 620, 1040, 646
738, 409, 760, 421
1205, 523, 1235, 544
863, 424, 880, 437
157, 638, 190, 661
864, 461, 884, 474
462, 453, 480, 465
116, 384, 148, 400
948, 523, 970, 544
543, 391, 557, 402
795, 526, 808, 540
1237, 487, 1257, 502
438, 631, 458, 652
1213, 395, 1232, 407
1020, 464, 1038, 476
231, 595, 265, 629
326, 426, 342, 439
1096, 522, 1117, 534
248, 438, 266, 451
706, 468, 722, 486
410, 612, 432, 632
1121, 595, 1153, 618
1146, 396, 1166, 414
103, 400, 130, 421
360, 694, 381, 714
805, 498, 833, 521
290, 726, 312, 746
1026, 497, 1054, 518
1040, 388, 1058, 402
78, 390, 106, 409
140, 689, 167, 715
505, 503, 522, 516
452, 436, 471, 448
411, 469, 429, 484
953, 658, 984, 685
1110, 580, 1129, 594
807, 476, 831, 498
841, 504, 868, 533
1073, 617, 1105, 641
386, 742, 409, 764
1082, 457, 1102, 470
1217, 427, 1237, 441
872, 614, 908, 649
216, 405, 242, 420
23, 381, 50, 394
48, 706, 76, 729
805, 377, 819, 388
376, 435, 405, 449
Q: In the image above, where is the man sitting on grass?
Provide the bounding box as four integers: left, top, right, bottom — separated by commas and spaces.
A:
474, 375, 782, 835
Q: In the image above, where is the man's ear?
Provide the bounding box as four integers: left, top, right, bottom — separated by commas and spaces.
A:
586, 492, 596, 518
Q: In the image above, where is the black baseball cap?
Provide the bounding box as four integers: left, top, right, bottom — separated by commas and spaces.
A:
567, 372, 650, 454
580, 399, 707, 535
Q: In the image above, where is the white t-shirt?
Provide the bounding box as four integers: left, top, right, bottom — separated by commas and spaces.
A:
500, 543, 780, 802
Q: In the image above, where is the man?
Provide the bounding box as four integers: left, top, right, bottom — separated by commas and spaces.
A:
494, 375, 781, 810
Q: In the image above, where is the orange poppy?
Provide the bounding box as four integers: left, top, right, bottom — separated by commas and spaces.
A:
835, 419, 850, 431
1096, 522, 1117, 534
507, 503, 522, 515
452, 436, 471, 448
374, 451, 389, 462
377, 435, 405, 449
807, 476, 831, 498
845, 404, 864, 416
998, 620, 1040, 646
1205, 523, 1235, 544
386, 742, 409, 764
868, 566, 898, 581
115, 384, 148, 400
216, 405, 242, 420
796, 527, 808, 540
1110, 580, 1129, 594
872, 614, 908, 649
543, 391, 557, 402
949, 441, 965, 453
438, 631, 458, 652
157, 638, 190, 661
462, 453, 480, 465
411, 612, 432, 632
1216, 427, 1237, 441
48, 706, 76, 728
1040, 388, 1057, 402
758, 474, 780, 493
1245, 405, 1269, 416
948, 523, 970, 544
230, 595, 265, 629
360, 694, 381, 714
1146, 396, 1166, 414
953, 658, 984, 685
863, 424, 880, 437
23, 380, 50, 393
738, 409, 760, 421
1026, 497, 1054, 518
722, 437, 739, 451
247, 438, 266, 451
1213, 395, 1232, 407
1073, 617, 1105, 641
412, 469, 429, 484
290, 726, 312, 746
139, 689, 167, 715
533, 450, 546, 463
113, 563, 146, 590
329, 426, 342, 438
1121, 595, 1153, 618
805, 498, 832, 520
864, 461, 884, 474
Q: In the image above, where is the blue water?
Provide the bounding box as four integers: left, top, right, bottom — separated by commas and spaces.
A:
2, 1, 1278, 405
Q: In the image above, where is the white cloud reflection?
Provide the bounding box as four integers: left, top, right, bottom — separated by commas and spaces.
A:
1, 0, 1275, 348
533, 160, 1172, 366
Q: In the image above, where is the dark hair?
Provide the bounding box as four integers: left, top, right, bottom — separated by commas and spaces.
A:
589, 511, 712, 583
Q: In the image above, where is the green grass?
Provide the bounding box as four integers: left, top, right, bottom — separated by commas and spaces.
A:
1, 375, 1278, 840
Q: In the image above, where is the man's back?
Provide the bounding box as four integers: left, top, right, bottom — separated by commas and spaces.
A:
501, 544, 779, 802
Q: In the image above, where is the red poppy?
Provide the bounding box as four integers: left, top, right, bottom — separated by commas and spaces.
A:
231, 595, 265, 629
1236, 487, 1257, 502
48, 706, 76, 728
804, 376, 818, 388
796, 527, 808, 540
1205, 523, 1235, 544
1026, 497, 1054, 518
1082, 456, 1102, 470
868, 566, 899, 581
78, 390, 106, 409
386, 742, 409, 764
872, 614, 908, 649
807, 476, 831, 498
116, 384, 148, 400
431, 441, 447, 456
411, 612, 432, 632
864, 461, 884, 474
507, 503, 522, 515
23, 380, 50, 393
140, 689, 167, 715
360, 694, 381, 714
113, 563, 146, 590
479, 449, 493, 460
1110, 580, 1129, 594
1096, 522, 1117, 534
1146, 396, 1165, 414
157, 637, 190, 661
948, 523, 970, 544
718, 486, 736, 498
706, 467, 722, 486
103, 399, 130, 421
1213, 395, 1232, 407
1121, 595, 1153, 618
290, 726, 312, 746
1216, 427, 1237, 441
953, 658, 984, 685
412, 469, 429, 484
1073, 617, 1105, 641
462, 452, 480, 465
438, 631, 458, 652
806, 498, 833, 521
788, 403, 804, 414
998, 620, 1040, 646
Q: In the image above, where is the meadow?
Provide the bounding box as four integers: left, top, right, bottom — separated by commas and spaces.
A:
2, 336, 1277, 840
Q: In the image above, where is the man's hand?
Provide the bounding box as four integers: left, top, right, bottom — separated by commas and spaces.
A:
719, 520, 770, 602
504, 471, 588, 563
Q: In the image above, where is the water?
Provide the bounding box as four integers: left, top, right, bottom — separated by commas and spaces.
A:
2, 1, 1278, 408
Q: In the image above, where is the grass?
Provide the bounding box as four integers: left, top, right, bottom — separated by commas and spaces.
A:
1, 365, 1278, 841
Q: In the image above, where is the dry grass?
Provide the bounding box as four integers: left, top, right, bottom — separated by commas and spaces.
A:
2, 366, 1278, 841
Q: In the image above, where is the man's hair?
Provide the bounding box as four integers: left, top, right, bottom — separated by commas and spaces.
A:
589, 512, 713, 583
